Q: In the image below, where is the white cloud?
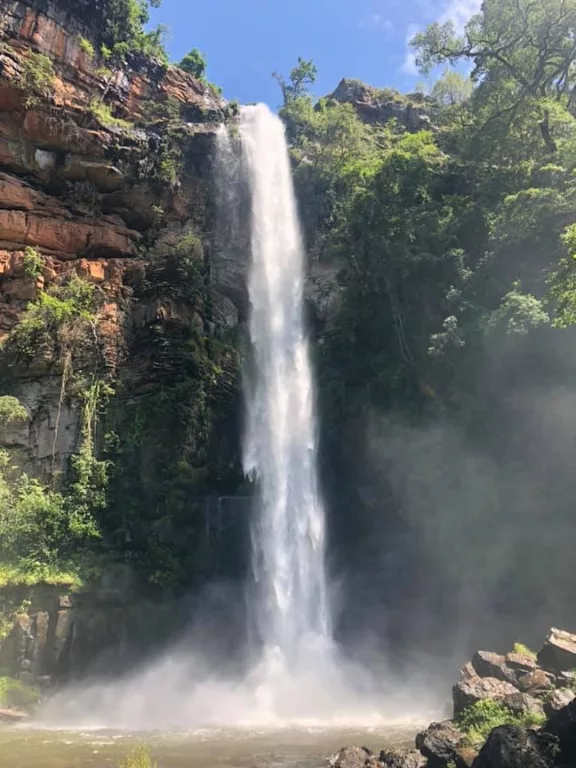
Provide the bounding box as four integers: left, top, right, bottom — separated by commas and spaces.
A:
438, 0, 482, 31
402, 23, 421, 75
359, 13, 394, 33
401, 0, 481, 76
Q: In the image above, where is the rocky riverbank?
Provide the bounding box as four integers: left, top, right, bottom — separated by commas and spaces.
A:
331, 628, 576, 768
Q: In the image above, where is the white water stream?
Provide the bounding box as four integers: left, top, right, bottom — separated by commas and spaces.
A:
240, 104, 331, 669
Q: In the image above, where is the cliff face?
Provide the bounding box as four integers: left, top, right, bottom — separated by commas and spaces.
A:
0, 0, 249, 680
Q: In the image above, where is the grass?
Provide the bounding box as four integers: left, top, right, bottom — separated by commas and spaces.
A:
118, 747, 157, 768
78, 36, 95, 57
457, 699, 546, 750
0, 677, 40, 711
89, 100, 133, 129
0, 563, 82, 589
513, 642, 538, 659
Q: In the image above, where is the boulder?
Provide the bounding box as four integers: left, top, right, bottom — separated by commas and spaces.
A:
415, 720, 463, 766
0, 707, 28, 723
378, 748, 426, 768
503, 692, 545, 719
518, 669, 554, 695
472, 725, 561, 768
506, 652, 539, 676
329, 747, 376, 768
543, 689, 575, 718
453, 677, 519, 717
472, 651, 517, 685
537, 628, 576, 675
544, 698, 576, 763
461, 661, 480, 682
556, 671, 576, 688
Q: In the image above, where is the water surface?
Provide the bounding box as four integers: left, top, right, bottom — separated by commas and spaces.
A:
0, 725, 417, 767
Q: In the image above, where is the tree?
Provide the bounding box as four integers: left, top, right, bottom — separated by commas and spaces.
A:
431, 69, 473, 106
412, 0, 576, 153
178, 48, 207, 80
273, 57, 317, 106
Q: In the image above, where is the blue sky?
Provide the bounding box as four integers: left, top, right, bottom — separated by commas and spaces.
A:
150, 0, 481, 107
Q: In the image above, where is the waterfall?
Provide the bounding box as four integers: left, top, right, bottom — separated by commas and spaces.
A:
239, 104, 332, 669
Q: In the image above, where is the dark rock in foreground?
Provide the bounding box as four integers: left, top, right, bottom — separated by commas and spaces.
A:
538, 628, 576, 676
472, 725, 561, 768
544, 689, 575, 718
415, 719, 463, 766
544, 698, 576, 763
378, 748, 426, 768
330, 746, 378, 768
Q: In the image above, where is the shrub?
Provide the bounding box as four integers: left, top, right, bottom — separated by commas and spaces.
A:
89, 100, 133, 129
118, 746, 157, 768
5, 274, 97, 358
0, 397, 28, 426
178, 48, 206, 79
22, 246, 43, 278
18, 51, 55, 107
513, 642, 537, 660
78, 36, 95, 57
0, 677, 40, 711
457, 699, 545, 750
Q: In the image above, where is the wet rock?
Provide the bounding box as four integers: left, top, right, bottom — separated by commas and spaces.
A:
378, 748, 426, 768
0, 708, 28, 723
415, 720, 463, 766
461, 661, 480, 682
543, 689, 575, 718
556, 671, 576, 689
455, 746, 478, 767
544, 698, 576, 763
537, 628, 576, 675
518, 669, 554, 695
503, 692, 545, 719
472, 651, 517, 685
506, 652, 539, 676
472, 725, 561, 768
329, 746, 375, 768
453, 677, 519, 717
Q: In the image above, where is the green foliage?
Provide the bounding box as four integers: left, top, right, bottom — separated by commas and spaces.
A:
138, 98, 185, 187
457, 699, 545, 750
431, 69, 472, 106
6, 274, 97, 359
0, 397, 28, 426
549, 223, 576, 326
89, 99, 133, 129
178, 48, 207, 79
18, 51, 55, 107
412, 0, 576, 155
78, 36, 95, 57
274, 57, 317, 106
102, 0, 167, 64
22, 246, 43, 278
118, 747, 157, 768
0, 677, 40, 711
0, 448, 100, 585
513, 642, 537, 659
484, 285, 550, 337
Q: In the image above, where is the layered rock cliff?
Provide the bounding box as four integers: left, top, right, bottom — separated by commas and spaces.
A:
0, 0, 249, 681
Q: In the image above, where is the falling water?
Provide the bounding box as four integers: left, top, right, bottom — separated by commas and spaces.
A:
240, 104, 332, 670
35, 107, 430, 732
